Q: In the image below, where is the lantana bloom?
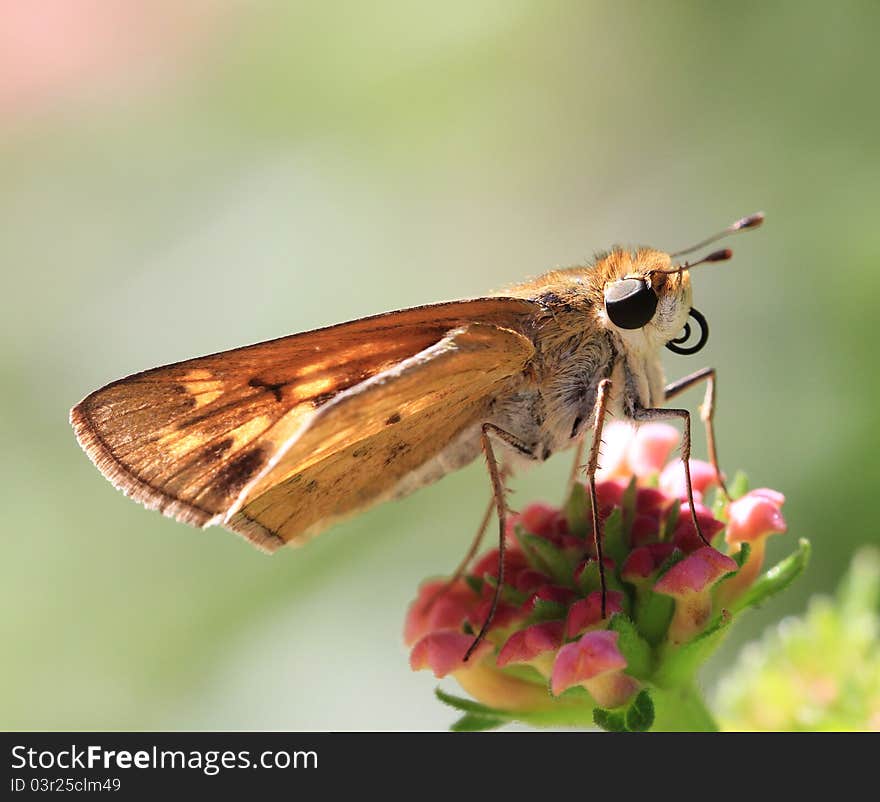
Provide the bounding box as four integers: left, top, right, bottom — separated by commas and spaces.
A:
405, 421, 808, 732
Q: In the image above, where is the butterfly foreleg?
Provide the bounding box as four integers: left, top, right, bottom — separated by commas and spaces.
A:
632, 403, 710, 546
463, 423, 537, 661
664, 367, 729, 500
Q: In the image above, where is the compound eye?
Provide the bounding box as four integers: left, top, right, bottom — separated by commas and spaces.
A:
604, 278, 659, 330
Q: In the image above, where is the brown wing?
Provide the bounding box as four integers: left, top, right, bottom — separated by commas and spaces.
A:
225, 322, 535, 548
71, 297, 538, 551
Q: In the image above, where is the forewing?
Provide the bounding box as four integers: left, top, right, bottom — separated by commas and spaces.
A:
71, 298, 537, 551
226, 323, 535, 547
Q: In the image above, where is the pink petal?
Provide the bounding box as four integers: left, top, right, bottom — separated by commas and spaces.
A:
629, 423, 681, 476
496, 621, 565, 667
654, 546, 738, 597
468, 599, 522, 632
660, 459, 720, 499
471, 548, 529, 586
595, 422, 637, 480
750, 488, 786, 505
631, 513, 662, 546
550, 630, 627, 695
513, 569, 552, 594
596, 480, 626, 511
519, 502, 562, 538
636, 486, 671, 515
409, 631, 492, 677
621, 543, 677, 580
672, 502, 725, 553
566, 591, 624, 638
726, 491, 787, 545
404, 579, 476, 645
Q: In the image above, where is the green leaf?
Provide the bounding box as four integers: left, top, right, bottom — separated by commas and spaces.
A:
451, 714, 506, 731
731, 538, 811, 614
603, 508, 628, 565
625, 690, 655, 732
609, 614, 653, 679
594, 691, 655, 732
565, 482, 591, 539
516, 528, 576, 586
435, 688, 507, 717
593, 707, 627, 732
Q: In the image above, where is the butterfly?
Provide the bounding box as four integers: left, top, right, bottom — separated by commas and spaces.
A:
72, 212, 763, 654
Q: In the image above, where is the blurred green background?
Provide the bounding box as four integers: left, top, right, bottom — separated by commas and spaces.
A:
2, 1, 878, 730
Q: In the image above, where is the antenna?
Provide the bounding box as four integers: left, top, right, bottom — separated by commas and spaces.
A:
655, 247, 732, 276
670, 211, 765, 258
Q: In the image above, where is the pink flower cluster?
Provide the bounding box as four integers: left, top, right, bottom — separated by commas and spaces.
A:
405, 422, 788, 715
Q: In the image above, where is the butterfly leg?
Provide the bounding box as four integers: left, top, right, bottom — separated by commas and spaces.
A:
464, 423, 536, 661
664, 367, 730, 500
632, 404, 710, 546
584, 379, 613, 617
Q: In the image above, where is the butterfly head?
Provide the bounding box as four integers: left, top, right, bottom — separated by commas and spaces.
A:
598, 212, 764, 355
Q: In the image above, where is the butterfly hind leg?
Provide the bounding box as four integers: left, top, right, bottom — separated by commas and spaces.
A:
463, 423, 537, 662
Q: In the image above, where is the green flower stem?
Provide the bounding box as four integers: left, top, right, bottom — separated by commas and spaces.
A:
649, 684, 719, 732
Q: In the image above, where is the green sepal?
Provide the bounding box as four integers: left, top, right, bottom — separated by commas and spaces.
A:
603, 508, 628, 565
438, 687, 598, 731
710, 472, 749, 521
577, 559, 626, 596
660, 502, 680, 540
564, 482, 591, 539
732, 542, 751, 569
451, 714, 506, 731
730, 538, 811, 614
436, 688, 512, 719
633, 588, 675, 647
593, 690, 654, 732
483, 574, 529, 606
654, 609, 733, 687
728, 470, 750, 500
631, 548, 683, 645
608, 613, 653, 680
438, 690, 512, 731
528, 599, 567, 623
465, 575, 484, 596
516, 527, 578, 587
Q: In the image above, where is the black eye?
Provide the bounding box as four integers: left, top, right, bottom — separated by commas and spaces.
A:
604, 278, 659, 330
